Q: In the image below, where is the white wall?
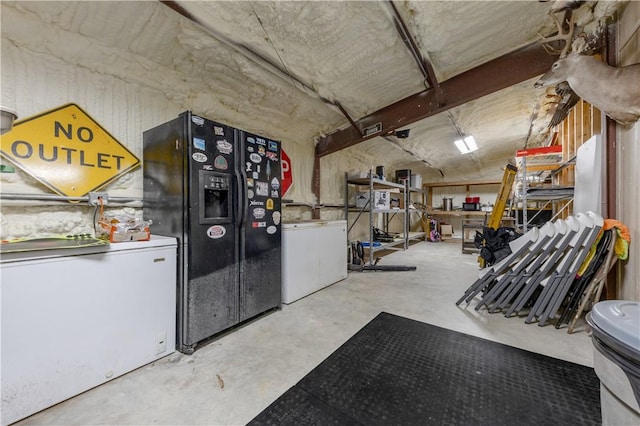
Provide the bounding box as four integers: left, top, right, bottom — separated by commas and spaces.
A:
0, 2, 337, 239
617, 1, 640, 301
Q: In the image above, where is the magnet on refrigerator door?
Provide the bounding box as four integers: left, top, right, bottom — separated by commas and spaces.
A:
214, 156, 228, 170
216, 140, 232, 154
266, 152, 278, 161
256, 182, 268, 196
193, 137, 206, 150
192, 152, 207, 163
206, 225, 226, 239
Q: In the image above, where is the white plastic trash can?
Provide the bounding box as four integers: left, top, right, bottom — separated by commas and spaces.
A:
587, 300, 640, 426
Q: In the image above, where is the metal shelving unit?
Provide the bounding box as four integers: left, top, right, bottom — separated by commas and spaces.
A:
406, 185, 427, 244
515, 157, 575, 232
344, 171, 425, 265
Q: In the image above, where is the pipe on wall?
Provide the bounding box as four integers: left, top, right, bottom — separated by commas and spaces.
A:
0, 193, 143, 207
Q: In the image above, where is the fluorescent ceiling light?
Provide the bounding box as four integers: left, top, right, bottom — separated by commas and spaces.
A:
454, 135, 478, 154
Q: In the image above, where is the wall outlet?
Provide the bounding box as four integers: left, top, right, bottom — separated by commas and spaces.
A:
88, 192, 109, 206
156, 332, 167, 355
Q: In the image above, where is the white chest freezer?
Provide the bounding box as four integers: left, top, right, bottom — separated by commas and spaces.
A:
282, 220, 347, 304
1, 236, 177, 425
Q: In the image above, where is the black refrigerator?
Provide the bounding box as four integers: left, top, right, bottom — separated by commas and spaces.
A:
143, 111, 282, 354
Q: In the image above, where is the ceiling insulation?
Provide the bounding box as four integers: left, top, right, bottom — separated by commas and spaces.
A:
2, 0, 628, 183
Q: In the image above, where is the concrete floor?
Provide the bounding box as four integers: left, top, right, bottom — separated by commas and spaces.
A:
16, 240, 594, 425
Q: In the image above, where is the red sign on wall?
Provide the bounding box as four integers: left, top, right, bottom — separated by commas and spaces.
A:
516, 145, 562, 157
281, 149, 292, 196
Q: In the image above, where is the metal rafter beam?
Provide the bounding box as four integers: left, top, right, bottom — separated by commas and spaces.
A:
316, 42, 556, 157
387, 1, 443, 104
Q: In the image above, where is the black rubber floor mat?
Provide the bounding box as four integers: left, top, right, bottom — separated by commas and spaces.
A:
249, 312, 601, 426
250, 386, 361, 426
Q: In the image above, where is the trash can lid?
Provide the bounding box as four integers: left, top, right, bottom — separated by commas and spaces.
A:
590, 300, 640, 351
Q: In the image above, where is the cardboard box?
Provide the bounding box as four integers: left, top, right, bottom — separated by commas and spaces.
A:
411, 174, 422, 188
356, 191, 391, 210
440, 224, 453, 239
395, 169, 411, 184
348, 171, 369, 179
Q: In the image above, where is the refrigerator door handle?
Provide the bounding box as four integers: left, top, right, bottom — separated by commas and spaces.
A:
236, 170, 246, 228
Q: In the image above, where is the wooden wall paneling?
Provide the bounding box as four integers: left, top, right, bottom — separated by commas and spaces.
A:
581, 100, 591, 145
592, 106, 602, 135
563, 117, 570, 185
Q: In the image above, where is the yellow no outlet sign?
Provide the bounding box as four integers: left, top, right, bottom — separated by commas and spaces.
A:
0, 104, 139, 197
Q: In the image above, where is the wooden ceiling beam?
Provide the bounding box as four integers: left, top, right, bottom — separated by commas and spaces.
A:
316, 42, 556, 157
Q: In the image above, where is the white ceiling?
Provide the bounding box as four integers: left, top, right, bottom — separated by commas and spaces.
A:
3, 1, 626, 182
175, 0, 557, 181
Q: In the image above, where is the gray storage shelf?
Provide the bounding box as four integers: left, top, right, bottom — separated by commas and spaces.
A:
344, 171, 425, 265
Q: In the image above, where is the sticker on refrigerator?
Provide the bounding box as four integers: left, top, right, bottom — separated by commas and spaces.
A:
267, 226, 277, 235
252, 172, 259, 179
247, 146, 255, 153
203, 165, 213, 171
252, 221, 266, 228
247, 178, 254, 187
247, 189, 254, 199
266, 152, 278, 161
217, 140, 233, 154
206, 225, 226, 239
250, 200, 264, 207
250, 153, 262, 164
271, 190, 279, 198
246, 162, 252, 172
268, 141, 278, 151
214, 156, 228, 170
247, 136, 255, 144
272, 211, 281, 225
192, 115, 204, 126
271, 178, 280, 190
256, 181, 268, 196
193, 137, 206, 151
192, 152, 207, 163
253, 208, 265, 219
214, 126, 225, 136
266, 198, 274, 210
256, 137, 266, 146
258, 146, 265, 156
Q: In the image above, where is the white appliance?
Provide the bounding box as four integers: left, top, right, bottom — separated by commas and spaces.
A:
575, 134, 604, 215
282, 220, 347, 304
1, 236, 177, 426
588, 300, 640, 425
